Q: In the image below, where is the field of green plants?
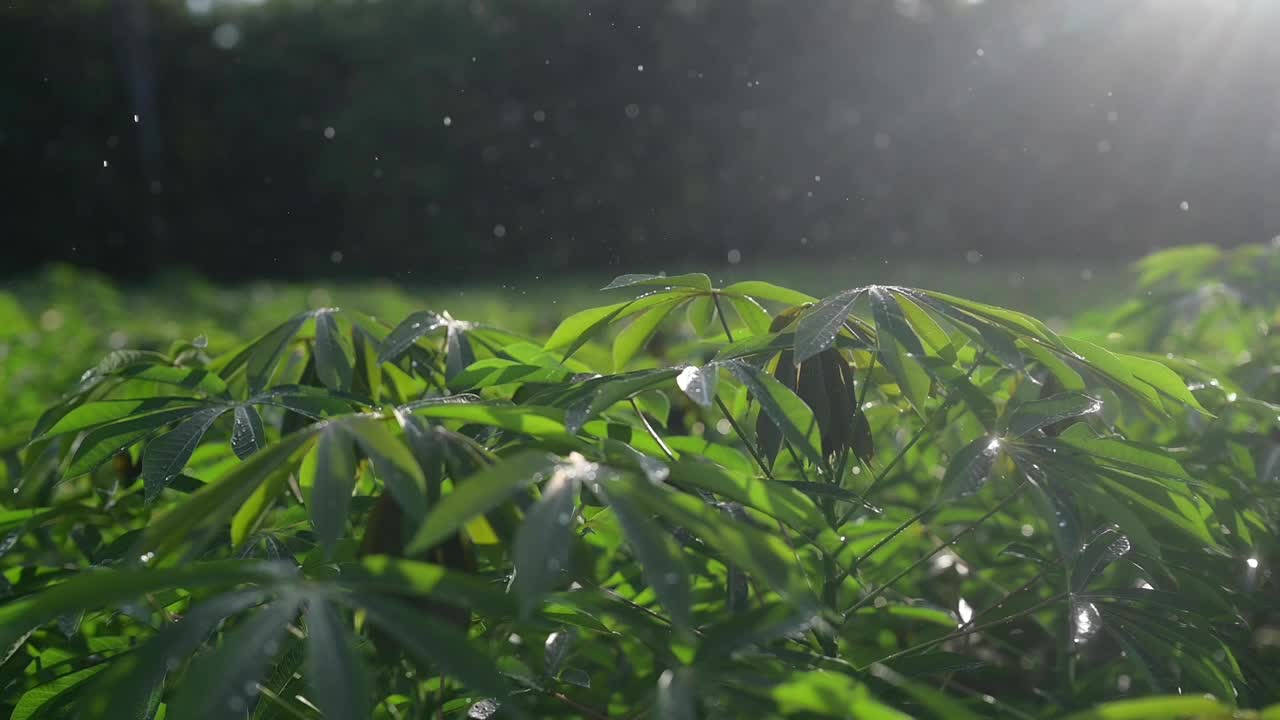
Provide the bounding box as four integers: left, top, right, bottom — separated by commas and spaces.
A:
1, 245, 1277, 719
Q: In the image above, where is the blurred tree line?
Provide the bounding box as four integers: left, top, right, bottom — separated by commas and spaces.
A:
3, 0, 1277, 281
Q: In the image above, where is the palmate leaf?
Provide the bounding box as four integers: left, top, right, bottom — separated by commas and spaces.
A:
773, 672, 910, 720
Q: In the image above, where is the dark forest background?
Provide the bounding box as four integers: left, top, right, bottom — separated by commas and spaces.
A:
4, 0, 1279, 282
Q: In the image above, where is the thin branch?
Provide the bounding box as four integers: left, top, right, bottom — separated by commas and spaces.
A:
711, 293, 736, 343
715, 397, 775, 480
630, 399, 676, 462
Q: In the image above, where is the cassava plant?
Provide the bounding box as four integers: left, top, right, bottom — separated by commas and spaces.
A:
1, 267, 1277, 719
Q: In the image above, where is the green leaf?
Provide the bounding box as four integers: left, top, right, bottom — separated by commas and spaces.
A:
878, 332, 930, 417
667, 461, 829, 539
34, 398, 206, 440
1060, 695, 1236, 720
62, 406, 214, 480
513, 467, 579, 616
563, 369, 680, 434
1115, 353, 1210, 414
895, 293, 953, 359
230, 456, 293, 548
343, 417, 427, 520
378, 311, 445, 364
142, 406, 228, 499
869, 291, 931, 417
1061, 337, 1162, 410
304, 596, 370, 720
675, 364, 718, 408
697, 603, 816, 664
408, 401, 574, 441
545, 301, 631, 351
795, 289, 860, 363
243, 312, 310, 394
603, 273, 712, 291
1002, 393, 1101, 438
407, 451, 559, 554
726, 361, 824, 469
939, 436, 998, 500
1020, 340, 1085, 390
82, 590, 269, 720
117, 364, 229, 396
11, 665, 106, 720
686, 294, 718, 336
445, 322, 477, 381
314, 311, 356, 392
169, 596, 302, 720
918, 289, 1064, 349
613, 299, 681, 370
602, 473, 814, 607
726, 295, 773, 337
595, 478, 694, 631
0, 563, 291, 663
773, 672, 910, 720
302, 426, 359, 560
340, 556, 515, 618
342, 592, 507, 697
136, 430, 318, 560
231, 404, 267, 459
1072, 527, 1131, 591
723, 281, 818, 306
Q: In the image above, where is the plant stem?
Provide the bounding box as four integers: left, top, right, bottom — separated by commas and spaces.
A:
711, 293, 735, 343
715, 396, 775, 480
630, 399, 676, 462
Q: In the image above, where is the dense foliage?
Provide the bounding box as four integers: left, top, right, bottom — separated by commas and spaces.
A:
2, 245, 1279, 719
